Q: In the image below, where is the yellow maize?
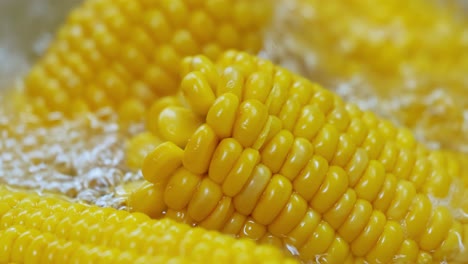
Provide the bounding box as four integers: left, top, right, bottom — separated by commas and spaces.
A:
125, 131, 161, 170
0, 185, 296, 264
2, 0, 468, 263
264, 0, 468, 153
129, 51, 468, 263
22, 0, 271, 120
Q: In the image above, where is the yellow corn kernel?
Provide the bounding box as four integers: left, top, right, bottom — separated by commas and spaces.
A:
252, 174, 293, 225
354, 160, 386, 202
396, 239, 419, 263
366, 221, 405, 263
409, 158, 431, 191
404, 194, 432, 240
310, 89, 335, 115
265, 71, 290, 116
395, 128, 417, 150
299, 221, 335, 260
278, 99, 302, 131
338, 199, 373, 243
327, 106, 351, 132
293, 155, 329, 201
313, 123, 340, 162
208, 138, 244, 184
279, 138, 314, 181
216, 66, 245, 98
181, 55, 218, 88
424, 169, 452, 198
261, 130, 295, 173
244, 72, 273, 103
221, 51, 257, 76
207, 93, 240, 138
419, 207, 453, 251
285, 209, 321, 249
188, 10, 216, 43
165, 208, 194, 226
164, 168, 202, 210
239, 217, 267, 241
183, 124, 219, 175
325, 237, 350, 264
222, 212, 247, 235
378, 142, 398, 172
233, 100, 269, 147
143, 65, 178, 96
259, 233, 284, 250
153, 45, 182, 78
372, 173, 398, 212
234, 164, 272, 215
293, 104, 326, 141
70, 99, 91, 117
267, 192, 308, 237
188, 178, 223, 222
360, 111, 378, 129
361, 130, 385, 160
0, 225, 24, 262
170, 29, 200, 55
97, 68, 128, 103
199, 197, 235, 231
288, 78, 315, 106
417, 251, 433, 264
323, 189, 357, 230
331, 134, 358, 167
25, 232, 55, 264
142, 141, 184, 184
350, 210, 386, 257
126, 132, 162, 170
146, 96, 182, 135
14, 228, 42, 257
181, 71, 216, 116
252, 115, 283, 151
433, 221, 464, 261
393, 148, 417, 180
127, 182, 166, 219
346, 119, 369, 147
310, 166, 349, 214
222, 148, 261, 197
157, 106, 203, 147
198, 43, 220, 64
386, 180, 417, 221
346, 148, 369, 187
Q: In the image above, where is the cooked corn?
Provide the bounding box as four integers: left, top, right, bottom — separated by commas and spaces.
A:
0, 185, 296, 264
2, 0, 468, 262
23, 0, 270, 119
129, 51, 468, 262
264, 0, 468, 152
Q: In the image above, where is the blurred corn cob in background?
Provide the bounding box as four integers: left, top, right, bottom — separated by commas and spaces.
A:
128, 51, 468, 263
263, 0, 468, 152
21, 0, 270, 124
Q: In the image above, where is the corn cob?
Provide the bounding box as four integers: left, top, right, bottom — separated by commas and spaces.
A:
129, 51, 468, 263
264, 0, 468, 153
22, 0, 271, 120
0, 185, 296, 264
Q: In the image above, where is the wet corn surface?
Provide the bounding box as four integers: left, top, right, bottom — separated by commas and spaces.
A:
1, 0, 468, 263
